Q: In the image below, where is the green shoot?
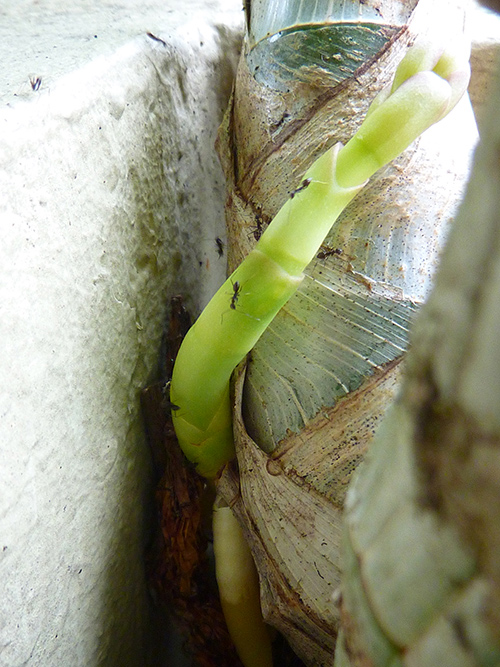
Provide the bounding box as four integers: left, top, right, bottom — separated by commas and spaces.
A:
213, 502, 274, 667
169, 37, 470, 479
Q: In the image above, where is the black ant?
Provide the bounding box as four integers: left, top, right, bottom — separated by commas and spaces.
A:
290, 178, 312, 199
221, 279, 260, 323
29, 76, 42, 92
316, 245, 343, 260
230, 280, 241, 310
215, 237, 224, 258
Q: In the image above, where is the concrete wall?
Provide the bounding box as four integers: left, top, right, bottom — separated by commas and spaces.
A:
0, 3, 242, 665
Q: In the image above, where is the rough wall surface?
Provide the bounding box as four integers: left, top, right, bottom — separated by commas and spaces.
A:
0, 4, 242, 666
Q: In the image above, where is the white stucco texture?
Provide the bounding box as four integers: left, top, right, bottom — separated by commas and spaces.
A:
0, 3, 242, 665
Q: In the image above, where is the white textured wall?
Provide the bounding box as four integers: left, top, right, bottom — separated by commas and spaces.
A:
0, 4, 242, 666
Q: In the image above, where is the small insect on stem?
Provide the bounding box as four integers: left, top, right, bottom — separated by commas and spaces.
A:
221, 279, 260, 324
290, 178, 312, 199
220, 277, 263, 325
215, 237, 224, 258
29, 76, 42, 92
230, 280, 241, 310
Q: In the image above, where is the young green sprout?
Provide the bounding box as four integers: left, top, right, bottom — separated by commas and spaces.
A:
169, 36, 470, 667
170, 36, 470, 479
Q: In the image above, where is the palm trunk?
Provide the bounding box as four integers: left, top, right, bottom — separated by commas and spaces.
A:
215, 0, 477, 664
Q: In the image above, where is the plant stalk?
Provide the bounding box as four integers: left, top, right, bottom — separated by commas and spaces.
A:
170, 37, 470, 479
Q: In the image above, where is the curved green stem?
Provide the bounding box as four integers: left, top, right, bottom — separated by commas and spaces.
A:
170, 37, 470, 479
170, 147, 363, 478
